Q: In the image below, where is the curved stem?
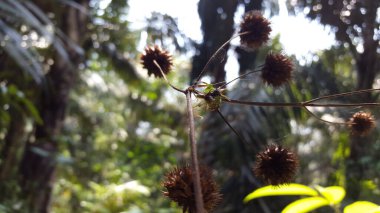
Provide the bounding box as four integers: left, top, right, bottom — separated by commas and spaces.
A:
304, 88, 380, 104
225, 99, 304, 107
193, 32, 250, 86
217, 109, 250, 147
216, 111, 257, 175
219, 69, 261, 88
153, 60, 186, 94
225, 99, 380, 108
185, 91, 204, 213
303, 106, 348, 125
305, 103, 380, 107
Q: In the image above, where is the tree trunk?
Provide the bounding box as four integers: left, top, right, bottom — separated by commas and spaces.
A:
19, 1, 88, 212
355, 0, 378, 92
0, 109, 27, 181
346, 0, 379, 201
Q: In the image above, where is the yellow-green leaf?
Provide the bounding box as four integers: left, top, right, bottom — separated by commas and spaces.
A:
243, 184, 318, 203
344, 201, 380, 213
282, 197, 329, 213
315, 185, 345, 204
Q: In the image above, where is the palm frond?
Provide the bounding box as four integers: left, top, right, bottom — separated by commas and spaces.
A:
0, 19, 44, 84
0, 0, 83, 84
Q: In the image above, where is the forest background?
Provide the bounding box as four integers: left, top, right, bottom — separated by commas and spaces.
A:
0, 0, 379, 212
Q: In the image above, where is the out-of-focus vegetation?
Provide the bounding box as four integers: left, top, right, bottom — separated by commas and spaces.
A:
0, 0, 188, 212
52, 67, 189, 212
0, 0, 379, 212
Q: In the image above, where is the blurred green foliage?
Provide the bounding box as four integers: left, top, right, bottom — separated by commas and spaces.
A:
51, 64, 189, 212
0, 0, 189, 212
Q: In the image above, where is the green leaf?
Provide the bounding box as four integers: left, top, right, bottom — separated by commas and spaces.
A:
243, 184, 318, 203
315, 185, 345, 204
16, 96, 42, 124
203, 83, 215, 93
344, 201, 380, 213
282, 197, 329, 213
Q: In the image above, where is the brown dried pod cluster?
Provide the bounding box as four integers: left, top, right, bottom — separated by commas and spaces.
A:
163, 165, 222, 213
140, 45, 173, 78
261, 53, 293, 87
348, 111, 375, 136
254, 144, 298, 185
239, 10, 271, 48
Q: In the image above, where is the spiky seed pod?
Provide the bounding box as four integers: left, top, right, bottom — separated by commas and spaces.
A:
348, 112, 375, 136
254, 144, 298, 185
163, 165, 222, 213
239, 10, 271, 48
261, 53, 293, 87
140, 45, 173, 78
